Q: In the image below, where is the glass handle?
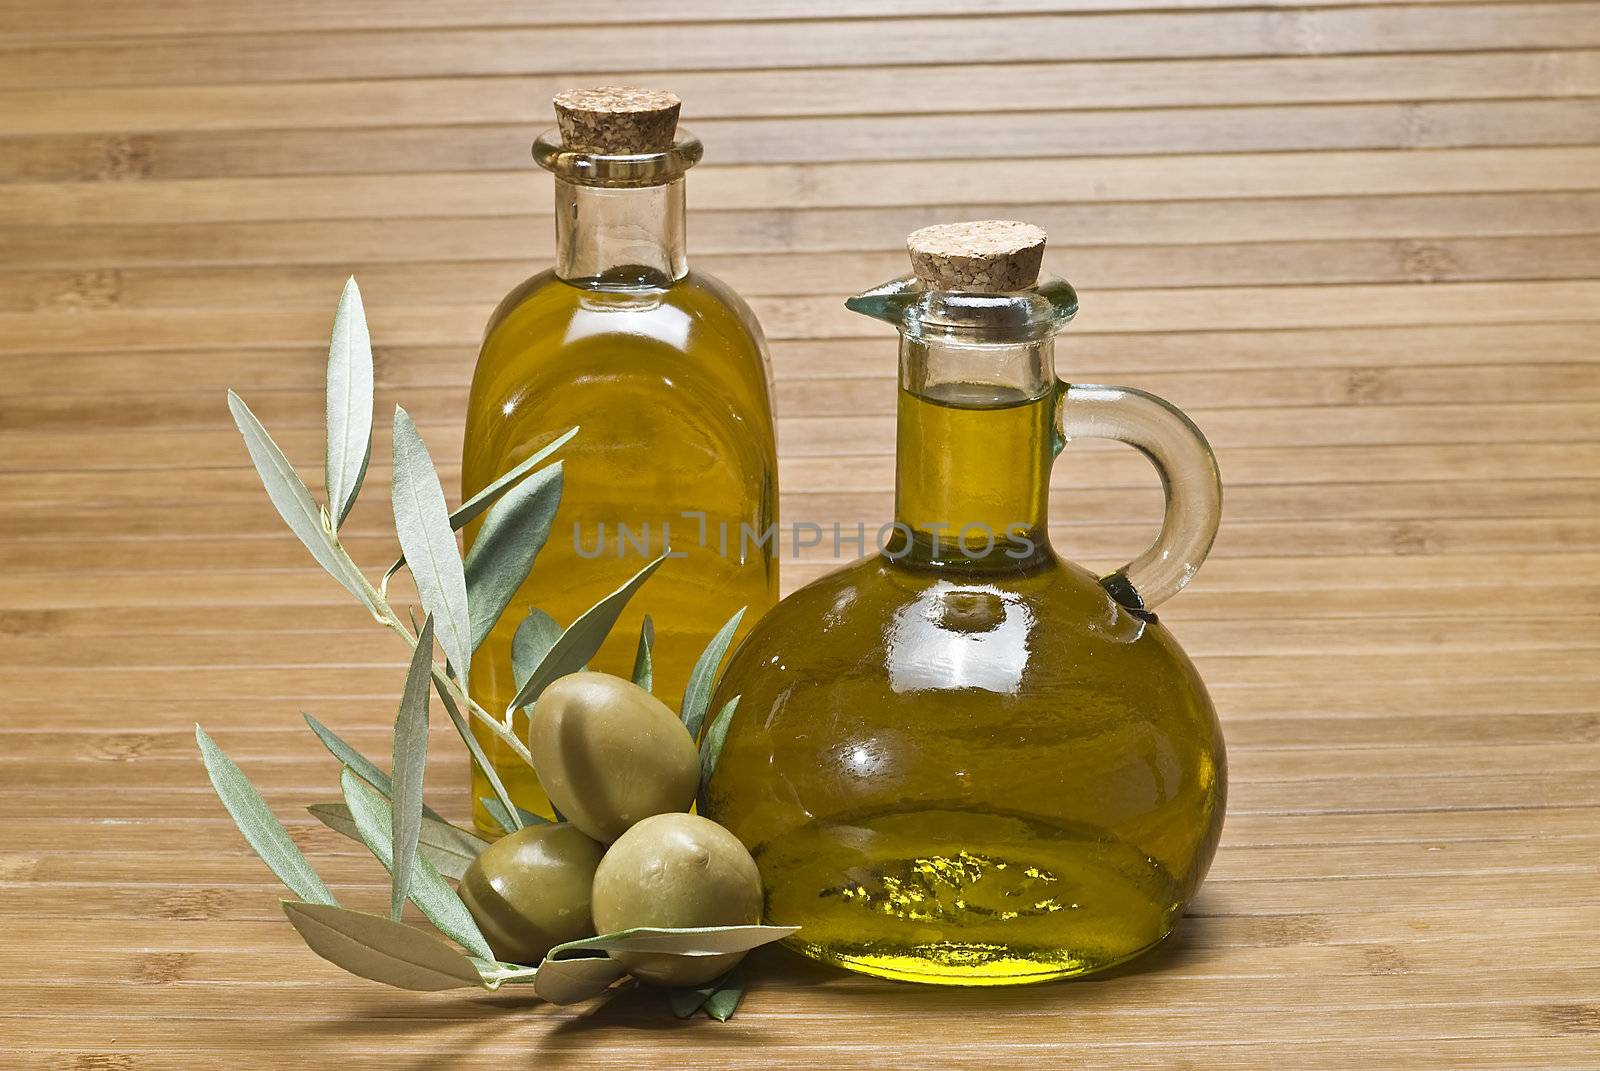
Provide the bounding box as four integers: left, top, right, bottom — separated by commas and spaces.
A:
1055, 382, 1222, 611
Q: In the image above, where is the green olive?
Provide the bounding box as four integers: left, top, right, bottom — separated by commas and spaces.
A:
458, 822, 605, 965
529, 671, 700, 843
591, 812, 763, 986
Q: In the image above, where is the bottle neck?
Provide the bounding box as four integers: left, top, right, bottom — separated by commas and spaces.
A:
554, 178, 687, 289
890, 334, 1059, 570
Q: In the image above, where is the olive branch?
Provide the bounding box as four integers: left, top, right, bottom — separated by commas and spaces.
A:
195, 279, 783, 1018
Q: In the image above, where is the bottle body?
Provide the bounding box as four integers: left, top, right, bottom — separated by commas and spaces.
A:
702, 255, 1225, 985
463, 267, 778, 832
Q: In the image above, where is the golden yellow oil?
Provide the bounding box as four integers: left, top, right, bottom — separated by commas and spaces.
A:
462, 269, 778, 833
759, 809, 1181, 984
895, 381, 1053, 562
703, 383, 1224, 985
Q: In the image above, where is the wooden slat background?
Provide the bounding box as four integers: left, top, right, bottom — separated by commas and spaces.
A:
2, 2, 1598, 1067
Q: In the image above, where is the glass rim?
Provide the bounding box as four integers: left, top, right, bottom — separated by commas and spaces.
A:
532, 127, 704, 188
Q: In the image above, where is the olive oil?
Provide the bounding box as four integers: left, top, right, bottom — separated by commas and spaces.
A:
702, 221, 1225, 986
464, 270, 778, 831
758, 810, 1183, 984
461, 90, 778, 832
893, 381, 1052, 567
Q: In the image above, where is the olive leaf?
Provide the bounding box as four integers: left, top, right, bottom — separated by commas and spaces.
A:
681, 607, 745, 738
669, 982, 716, 1018
434, 679, 523, 833
534, 954, 627, 1005
548, 925, 797, 959
468, 957, 516, 986
282, 901, 484, 991
306, 803, 365, 841
511, 607, 562, 698
528, 928, 794, 1006
455, 427, 578, 531
464, 463, 563, 652
479, 797, 547, 834
391, 406, 472, 680
494, 608, 572, 815
324, 277, 373, 529
506, 554, 668, 713
470, 959, 545, 989
340, 768, 494, 961
698, 695, 740, 793
302, 712, 447, 824
703, 973, 745, 1021
631, 614, 654, 692
307, 803, 488, 881
195, 726, 336, 906
383, 426, 578, 585
227, 390, 375, 611
390, 616, 435, 921
667, 969, 743, 1020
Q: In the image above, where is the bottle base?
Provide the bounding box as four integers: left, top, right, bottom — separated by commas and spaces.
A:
754, 806, 1186, 987
783, 928, 1176, 987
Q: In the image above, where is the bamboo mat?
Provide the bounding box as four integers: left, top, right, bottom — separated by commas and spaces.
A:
2, 2, 1598, 1068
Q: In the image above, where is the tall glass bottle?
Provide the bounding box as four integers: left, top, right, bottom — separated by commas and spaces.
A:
462, 89, 779, 832
703, 221, 1225, 986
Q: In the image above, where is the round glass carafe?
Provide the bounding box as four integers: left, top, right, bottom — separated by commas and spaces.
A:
702, 273, 1225, 986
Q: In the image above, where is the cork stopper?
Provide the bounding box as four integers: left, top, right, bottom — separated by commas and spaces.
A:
552, 87, 682, 154
907, 220, 1048, 292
